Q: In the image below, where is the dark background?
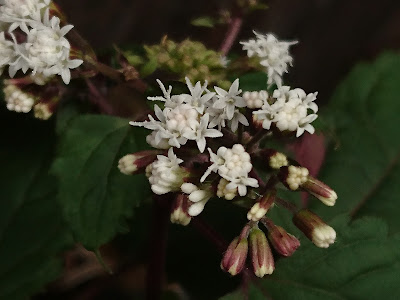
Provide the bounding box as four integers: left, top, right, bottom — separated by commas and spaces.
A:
59, 0, 400, 102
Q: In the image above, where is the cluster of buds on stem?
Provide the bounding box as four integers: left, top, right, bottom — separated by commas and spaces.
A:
119, 32, 339, 276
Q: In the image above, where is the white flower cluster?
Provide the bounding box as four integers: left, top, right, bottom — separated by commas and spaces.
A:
145, 148, 188, 195
253, 86, 318, 137
131, 78, 250, 152
0, 0, 83, 84
201, 144, 259, 196
241, 32, 297, 87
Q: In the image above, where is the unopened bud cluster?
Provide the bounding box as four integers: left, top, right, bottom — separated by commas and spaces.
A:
125, 38, 231, 88
119, 32, 338, 276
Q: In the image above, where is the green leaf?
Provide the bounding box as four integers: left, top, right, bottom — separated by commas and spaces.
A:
221, 217, 400, 300
191, 16, 216, 28
310, 53, 400, 232
0, 114, 72, 300
51, 115, 151, 249
238, 72, 268, 92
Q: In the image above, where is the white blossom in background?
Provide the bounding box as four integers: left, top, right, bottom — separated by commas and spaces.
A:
0, 0, 50, 25
0, 2, 83, 84
3, 84, 35, 112
146, 148, 188, 195
241, 32, 297, 87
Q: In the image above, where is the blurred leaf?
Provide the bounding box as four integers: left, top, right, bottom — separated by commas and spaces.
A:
140, 57, 158, 77
310, 53, 400, 233
191, 16, 216, 28
238, 72, 268, 91
0, 112, 72, 300
51, 115, 151, 249
221, 216, 400, 300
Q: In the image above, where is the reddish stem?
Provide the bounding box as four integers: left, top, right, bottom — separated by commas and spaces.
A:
220, 16, 243, 56
191, 217, 228, 253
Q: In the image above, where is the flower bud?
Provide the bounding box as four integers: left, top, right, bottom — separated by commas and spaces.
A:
34, 101, 57, 120
279, 165, 309, 190
301, 176, 337, 206
249, 227, 274, 277
170, 194, 191, 226
263, 219, 300, 257
221, 237, 248, 276
217, 178, 238, 200
118, 150, 160, 175
247, 191, 275, 221
293, 209, 336, 248
3, 84, 36, 113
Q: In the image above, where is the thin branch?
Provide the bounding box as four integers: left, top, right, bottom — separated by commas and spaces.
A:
220, 16, 243, 56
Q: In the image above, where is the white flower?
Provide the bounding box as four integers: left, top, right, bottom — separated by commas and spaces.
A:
213, 79, 246, 120
252, 97, 284, 130
228, 109, 249, 132
224, 175, 259, 196
12, 15, 82, 84
0, 0, 50, 26
146, 148, 188, 195
181, 77, 215, 114
0, 31, 16, 75
3, 84, 35, 113
241, 32, 297, 87
272, 86, 318, 137
182, 113, 223, 153
201, 144, 257, 197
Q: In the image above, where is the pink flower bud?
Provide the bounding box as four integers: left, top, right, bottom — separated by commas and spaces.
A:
293, 209, 336, 248
301, 176, 337, 206
170, 194, 191, 226
249, 227, 274, 277
221, 237, 248, 276
118, 150, 160, 175
247, 191, 275, 221
263, 219, 300, 257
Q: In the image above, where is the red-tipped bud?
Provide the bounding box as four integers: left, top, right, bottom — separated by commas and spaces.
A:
247, 191, 275, 221
249, 227, 274, 277
293, 209, 336, 248
118, 150, 160, 175
221, 237, 248, 276
279, 165, 309, 191
170, 194, 191, 226
263, 219, 300, 257
302, 176, 337, 206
